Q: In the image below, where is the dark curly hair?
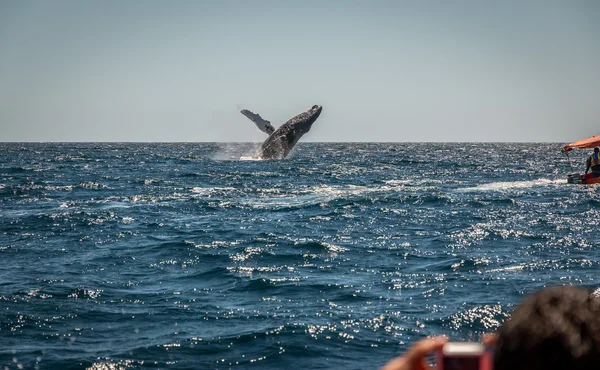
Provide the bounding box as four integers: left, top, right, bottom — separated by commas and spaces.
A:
494, 286, 600, 370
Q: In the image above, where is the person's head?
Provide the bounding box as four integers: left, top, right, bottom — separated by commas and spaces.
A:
594, 147, 599, 153
493, 285, 600, 370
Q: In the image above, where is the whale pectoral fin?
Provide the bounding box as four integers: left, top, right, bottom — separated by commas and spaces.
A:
241, 109, 275, 135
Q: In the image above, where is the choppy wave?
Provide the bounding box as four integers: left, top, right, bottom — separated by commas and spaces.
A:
1, 142, 599, 370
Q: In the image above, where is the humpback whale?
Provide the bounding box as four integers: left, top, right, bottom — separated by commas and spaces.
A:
241, 105, 323, 159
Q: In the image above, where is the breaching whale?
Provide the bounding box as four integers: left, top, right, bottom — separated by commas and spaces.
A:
241, 105, 323, 159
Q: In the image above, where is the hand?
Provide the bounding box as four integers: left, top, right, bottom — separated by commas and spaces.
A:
380, 336, 448, 370
482, 333, 497, 347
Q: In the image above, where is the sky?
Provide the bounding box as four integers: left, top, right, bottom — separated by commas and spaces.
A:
1, 1, 599, 142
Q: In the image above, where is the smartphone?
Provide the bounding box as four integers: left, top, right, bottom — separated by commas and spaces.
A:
436, 342, 492, 370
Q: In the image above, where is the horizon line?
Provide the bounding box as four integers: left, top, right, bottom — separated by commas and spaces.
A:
0, 140, 567, 144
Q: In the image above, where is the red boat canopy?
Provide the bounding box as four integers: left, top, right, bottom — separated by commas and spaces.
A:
563, 135, 600, 151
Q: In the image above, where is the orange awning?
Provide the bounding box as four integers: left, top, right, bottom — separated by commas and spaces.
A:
563, 135, 600, 151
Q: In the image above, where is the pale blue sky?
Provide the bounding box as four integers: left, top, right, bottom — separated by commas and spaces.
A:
1, 1, 599, 142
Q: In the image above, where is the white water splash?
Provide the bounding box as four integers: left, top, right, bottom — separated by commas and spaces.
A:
240, 155, 262, 161
210, 143, 261, 161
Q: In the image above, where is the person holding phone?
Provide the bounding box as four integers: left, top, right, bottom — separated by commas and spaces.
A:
380, 285, 600, 370
380, 336, 448, 370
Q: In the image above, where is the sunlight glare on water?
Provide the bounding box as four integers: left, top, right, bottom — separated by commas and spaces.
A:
0, 142, 599, 369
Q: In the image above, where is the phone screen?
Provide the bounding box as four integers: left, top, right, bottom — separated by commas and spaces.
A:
442, 356, 480, 370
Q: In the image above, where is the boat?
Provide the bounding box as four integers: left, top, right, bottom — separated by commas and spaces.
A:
563, 135, 600, 184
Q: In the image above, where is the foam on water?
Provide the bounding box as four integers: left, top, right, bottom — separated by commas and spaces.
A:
460, 178, 565, 192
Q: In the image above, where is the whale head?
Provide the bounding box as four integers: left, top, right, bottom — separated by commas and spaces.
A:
294, 105, 322, 135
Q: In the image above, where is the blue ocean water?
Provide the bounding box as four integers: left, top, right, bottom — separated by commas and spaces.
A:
1, 142, 599, 370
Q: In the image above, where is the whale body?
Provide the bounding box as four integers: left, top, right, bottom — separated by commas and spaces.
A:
241, 105, 323, 159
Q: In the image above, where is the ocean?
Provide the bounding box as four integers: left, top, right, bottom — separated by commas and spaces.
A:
1, 142, 599, 370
